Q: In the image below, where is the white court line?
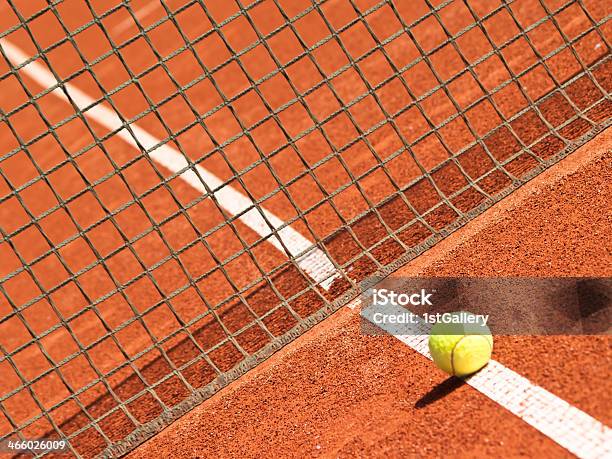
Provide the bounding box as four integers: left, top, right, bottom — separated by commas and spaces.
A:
360, 301, 612, 459
1, 41, 339, 289
113, 2, 162, 35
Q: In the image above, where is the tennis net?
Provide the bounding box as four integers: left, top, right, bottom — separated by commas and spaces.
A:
0, 0, 609, 456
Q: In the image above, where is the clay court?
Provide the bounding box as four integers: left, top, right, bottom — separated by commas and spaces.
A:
0, 0, 610, 457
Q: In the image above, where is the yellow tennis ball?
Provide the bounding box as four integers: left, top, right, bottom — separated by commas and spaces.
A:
428, 311, 493, 377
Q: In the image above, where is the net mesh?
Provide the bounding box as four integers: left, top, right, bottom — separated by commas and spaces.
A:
0, 0, 609, 456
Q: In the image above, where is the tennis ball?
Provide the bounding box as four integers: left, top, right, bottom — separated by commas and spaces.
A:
428, 311, 493, 377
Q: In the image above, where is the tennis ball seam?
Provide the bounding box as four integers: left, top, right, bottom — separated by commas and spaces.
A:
449, 334, 492, 376
449, 335, 467, 376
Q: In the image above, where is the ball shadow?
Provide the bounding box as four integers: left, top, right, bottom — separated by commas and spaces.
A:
415, 376, 465, 409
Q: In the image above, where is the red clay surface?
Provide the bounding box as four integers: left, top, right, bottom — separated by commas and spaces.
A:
129, 129, 611, 459
0, 0, 610, 456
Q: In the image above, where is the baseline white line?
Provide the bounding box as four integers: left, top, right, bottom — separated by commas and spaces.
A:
2, 41, 339, 289
360, 302, 611, 459
113, 2, 161, 35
